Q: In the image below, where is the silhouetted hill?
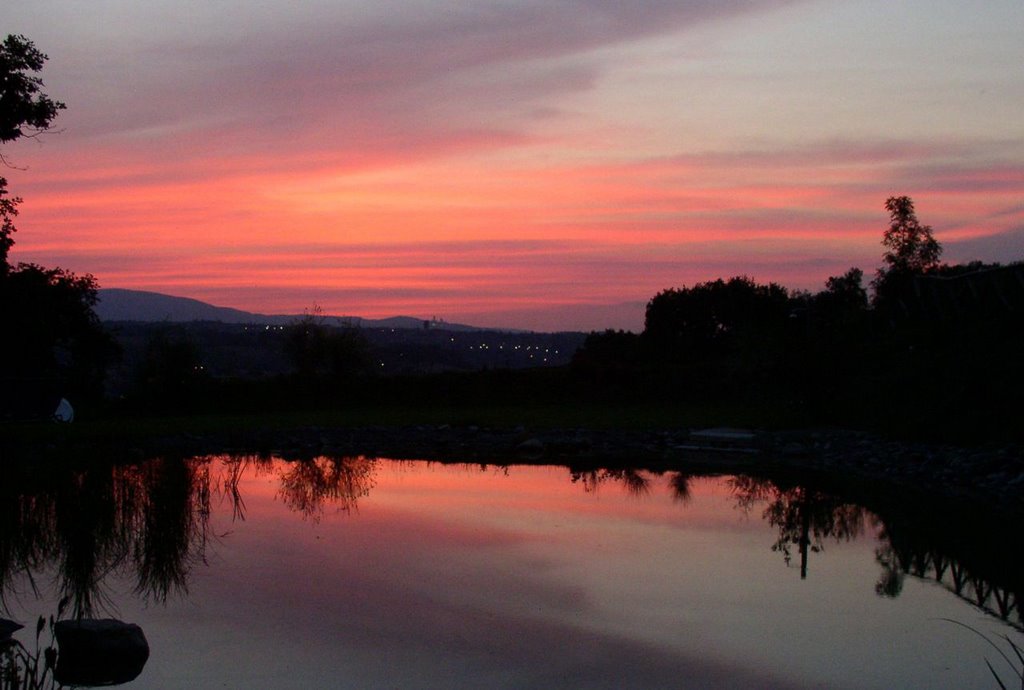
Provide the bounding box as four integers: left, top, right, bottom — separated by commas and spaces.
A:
95, 289, 490, 332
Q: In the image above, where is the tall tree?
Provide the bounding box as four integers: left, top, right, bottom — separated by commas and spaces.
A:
871, 196, 942, 311
0, 179, 17, 272
0, 34, 114, 404
1, 34, 66, 268
1, 34, 66, 271
879, 196, 942, 275
0, 34, 65, 146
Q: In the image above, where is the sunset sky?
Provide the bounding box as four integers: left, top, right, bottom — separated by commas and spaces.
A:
3, 0, 1022, 330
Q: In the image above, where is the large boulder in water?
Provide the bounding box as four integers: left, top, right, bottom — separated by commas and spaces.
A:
54, 619, 149, 686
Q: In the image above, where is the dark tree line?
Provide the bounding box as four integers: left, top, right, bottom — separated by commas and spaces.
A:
283, 310, 371, 380
574, 197, 1023, 440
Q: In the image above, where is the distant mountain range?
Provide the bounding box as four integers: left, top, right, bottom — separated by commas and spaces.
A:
95, 289, 489, 332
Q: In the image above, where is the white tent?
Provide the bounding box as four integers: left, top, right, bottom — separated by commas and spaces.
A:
54, 398, 74, 423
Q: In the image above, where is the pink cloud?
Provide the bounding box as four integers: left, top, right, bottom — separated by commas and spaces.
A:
2, 0, 1020, 331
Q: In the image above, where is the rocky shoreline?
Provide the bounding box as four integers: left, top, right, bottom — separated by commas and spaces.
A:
90, 423, 1023, 517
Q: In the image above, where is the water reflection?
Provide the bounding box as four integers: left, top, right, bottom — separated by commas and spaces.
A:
1, 454, 1021, 656
1, 614, 58, 690
668, 472, 695, 504
873, 506, 1023, 627
0, 455, 386, 619
0, 612, 149, 689
570, 468, 652, 496
277, 455, 376, 521
0, 458, 216, 618
729, 476, 866, 579
53, 618, 149, 686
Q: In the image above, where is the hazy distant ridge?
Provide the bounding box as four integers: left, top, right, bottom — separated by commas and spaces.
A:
96, 289, 485, 331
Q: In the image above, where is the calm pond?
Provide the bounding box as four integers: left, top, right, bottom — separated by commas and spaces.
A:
2, 455, 1021, 689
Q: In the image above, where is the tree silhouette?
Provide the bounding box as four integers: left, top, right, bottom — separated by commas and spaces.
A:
0, 35, 65, 147
284, 309, 370, 379
571, 330, 643, 372
0, 181, 17, 273
880, 196, 942, 275
0, 34, 115, 404
2, 264, 113, 398
1, 34, 66, 268
872, 196, 942, 310
643, 276, 790, 362
821, 267, 867, 315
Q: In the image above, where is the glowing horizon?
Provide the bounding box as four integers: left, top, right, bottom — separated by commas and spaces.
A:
3, 0, 1022, 331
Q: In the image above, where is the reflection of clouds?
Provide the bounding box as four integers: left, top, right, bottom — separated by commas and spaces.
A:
312, 583, 811, 690
205, 461, 810, 689
208, 493, 590, 631
209, 458, 591, 636
4, 455, 1018, 687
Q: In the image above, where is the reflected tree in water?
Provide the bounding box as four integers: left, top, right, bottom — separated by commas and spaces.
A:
873, 541, 908, 598
730, 476, 865, 579
0, 487, 54, 609
132, 460, 212, 603
0, 457, 240, 619
668, 472, 694, 504
569, 468, 651, 496
1, 454, 381, 617
872, 511, 1023, 630
51, 466, 132, 616
277, 456, 377, 521
729, 473, 1023, 629
216, 453, 281, 523
8, 455, 1018, 639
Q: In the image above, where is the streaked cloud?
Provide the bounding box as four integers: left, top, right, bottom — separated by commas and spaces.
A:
2, 0, 1022, 329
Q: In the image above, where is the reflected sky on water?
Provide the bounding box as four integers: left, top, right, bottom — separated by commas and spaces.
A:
2, 456, 1020, 689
